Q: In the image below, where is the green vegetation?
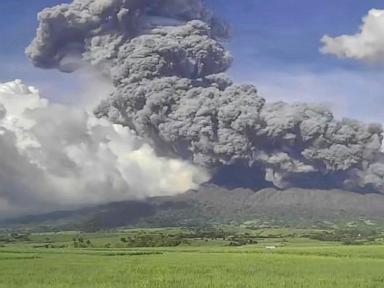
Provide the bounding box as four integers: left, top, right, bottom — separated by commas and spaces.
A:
1, 227, 384, 287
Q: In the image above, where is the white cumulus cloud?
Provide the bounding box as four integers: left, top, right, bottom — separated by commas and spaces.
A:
0, 80, 208, 218
320, 9, 384, 61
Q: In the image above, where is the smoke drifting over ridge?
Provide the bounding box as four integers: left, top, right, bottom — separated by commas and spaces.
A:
27, 0, 384, 193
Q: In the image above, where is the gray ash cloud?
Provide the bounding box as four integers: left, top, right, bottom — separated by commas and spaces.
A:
27, 0, 384, 192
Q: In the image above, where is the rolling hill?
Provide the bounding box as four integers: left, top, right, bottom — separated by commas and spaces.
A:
2, 184, 384, 231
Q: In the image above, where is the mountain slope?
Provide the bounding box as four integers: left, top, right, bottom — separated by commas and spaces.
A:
2, 184, 384, 230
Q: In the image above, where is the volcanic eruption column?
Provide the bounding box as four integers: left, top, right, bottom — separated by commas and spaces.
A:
27, 0, 384, 192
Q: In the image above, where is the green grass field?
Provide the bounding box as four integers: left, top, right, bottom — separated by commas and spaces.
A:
1, 227, 384, 288
1, 245, 384, 288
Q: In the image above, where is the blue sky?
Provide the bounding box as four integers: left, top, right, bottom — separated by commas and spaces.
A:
1, 0, 384, 122
208, 0, 384, 70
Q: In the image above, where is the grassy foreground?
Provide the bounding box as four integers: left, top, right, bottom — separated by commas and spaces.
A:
1, 227, 384, 288
1, 245, 384, 288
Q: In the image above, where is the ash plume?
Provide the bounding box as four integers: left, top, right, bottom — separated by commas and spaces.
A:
27, 0, 384, 193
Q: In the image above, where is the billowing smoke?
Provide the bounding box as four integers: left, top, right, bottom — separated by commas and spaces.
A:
27, 0, 384, 193
0, 80, 207, 217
